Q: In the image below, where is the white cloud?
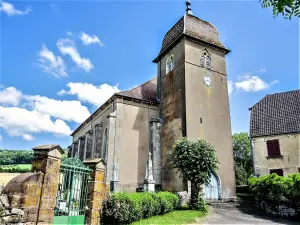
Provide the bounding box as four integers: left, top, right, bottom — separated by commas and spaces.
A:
58, 82, 120, 107
235, 75, 278, 92
0, 1, 32, 16
25, 95, 90, 123
80, 32, 104, 46
0, 106, 72, 140
0, 87, 22, 106
228, 80, 233, 95
37, 44, 67, 77
57, 39, 93, 72
22, 134, 34, 141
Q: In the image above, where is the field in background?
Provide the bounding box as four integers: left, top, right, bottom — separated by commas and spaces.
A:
0, 164, 32, 187
0, 173, 21, 187
1, 164, 32, 169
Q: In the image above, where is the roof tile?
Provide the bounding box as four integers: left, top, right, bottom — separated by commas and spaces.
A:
250, 90, 300, 137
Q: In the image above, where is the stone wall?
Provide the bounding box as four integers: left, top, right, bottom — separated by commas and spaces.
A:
0, 194, 24, 225
252, 134, 300, 177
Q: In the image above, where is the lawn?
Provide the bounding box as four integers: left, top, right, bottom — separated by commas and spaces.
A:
131, 210, 207, 225
1, 164, 32, 169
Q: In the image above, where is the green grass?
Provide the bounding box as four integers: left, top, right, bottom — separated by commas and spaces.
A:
2, 164, 31, 169
131, 210, 207, 225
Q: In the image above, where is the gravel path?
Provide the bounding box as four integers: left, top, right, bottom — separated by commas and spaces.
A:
196, 202, 300, 225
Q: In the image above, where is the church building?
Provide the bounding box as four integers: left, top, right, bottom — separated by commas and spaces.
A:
69, 1, 236, 200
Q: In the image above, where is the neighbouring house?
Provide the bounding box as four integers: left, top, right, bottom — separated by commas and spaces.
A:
249, 89, 300, 177
69, 2, 236, 200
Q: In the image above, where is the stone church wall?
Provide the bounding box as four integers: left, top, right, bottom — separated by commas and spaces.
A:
72, 102, 114, 185
115, 99, 159, 192
71, 98, 160, 192
184, 39, 236, 199
159, 39, 187, 192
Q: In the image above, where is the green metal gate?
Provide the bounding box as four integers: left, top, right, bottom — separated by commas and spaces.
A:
53, 158, 91, 225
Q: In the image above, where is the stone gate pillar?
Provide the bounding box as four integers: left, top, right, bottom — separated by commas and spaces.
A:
32, 144, 64, 224
84, 159, 106, 225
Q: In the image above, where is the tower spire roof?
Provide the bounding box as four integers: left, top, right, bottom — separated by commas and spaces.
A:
186, 0, 193, 15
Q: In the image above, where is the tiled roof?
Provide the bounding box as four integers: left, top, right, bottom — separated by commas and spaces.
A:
71, 78, 158, 136
250, 90, 300, 138
117, 78, 158, 103
154, 14, 229, 61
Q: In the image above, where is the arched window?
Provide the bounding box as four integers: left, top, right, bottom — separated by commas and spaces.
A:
102, 127, 108, 162
166, 54, 174, 74
200, 50, 212, 70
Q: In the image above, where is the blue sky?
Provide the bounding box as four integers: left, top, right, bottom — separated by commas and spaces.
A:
0, 1, 299, 150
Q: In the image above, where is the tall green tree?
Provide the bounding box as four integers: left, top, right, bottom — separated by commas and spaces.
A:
171, 138, 219, 209
260, 0, 300, 19
232, 132, 253, 185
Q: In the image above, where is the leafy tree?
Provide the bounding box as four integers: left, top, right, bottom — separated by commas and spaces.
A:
260, 0, 300, 19
232, 132, 253, 185
171, 138, 219, 209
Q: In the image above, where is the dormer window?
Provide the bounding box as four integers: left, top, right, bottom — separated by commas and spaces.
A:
166, 54, 174, 74
200, 50, 212, 70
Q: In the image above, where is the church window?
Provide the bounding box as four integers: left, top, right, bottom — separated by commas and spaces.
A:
206, 55, 212, 69
200, 50, 212, 70
166, 54, 174, 74
102, 127, 109, 162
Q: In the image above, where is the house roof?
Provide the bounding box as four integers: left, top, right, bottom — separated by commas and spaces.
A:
249, 90, 300, 138
71, 78, 158, 136
153, 14, 230, 62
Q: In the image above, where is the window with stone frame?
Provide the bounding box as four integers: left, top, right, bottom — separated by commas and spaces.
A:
200, 50, 212, 69
102, 127, 109, 162
269, 168, 284, 176
266, 139, 281, 158
166, 54, 174, 74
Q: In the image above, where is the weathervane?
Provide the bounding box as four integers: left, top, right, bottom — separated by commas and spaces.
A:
186, 0, 193, 15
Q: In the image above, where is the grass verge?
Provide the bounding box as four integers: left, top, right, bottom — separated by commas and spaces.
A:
2, 164, 31, 169
131, 210, 207, 225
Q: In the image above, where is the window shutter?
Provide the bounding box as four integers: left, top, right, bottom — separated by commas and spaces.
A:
273, 139, 280, 156
266, 139, 281, 157
267, 141, 274, 157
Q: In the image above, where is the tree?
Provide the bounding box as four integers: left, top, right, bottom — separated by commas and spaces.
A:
171, 138, 219, 209
232, 132, 253, 185
260, 0, 300, 19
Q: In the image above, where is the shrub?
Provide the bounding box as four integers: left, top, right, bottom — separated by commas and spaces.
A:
0, 165, 31, 173
188, 195, 207, 212
153, 192, 178, 214
248, 173, 300, 217
101, 191, 179, 224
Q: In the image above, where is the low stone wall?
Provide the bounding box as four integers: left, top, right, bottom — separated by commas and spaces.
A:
259, 201, 297, 218
0, 194, 24, 225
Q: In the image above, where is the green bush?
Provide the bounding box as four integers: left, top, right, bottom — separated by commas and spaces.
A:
0, 165, 31, 173
188, 195, 207, 212
101, 192, 179, 224
248, 173, 300, 217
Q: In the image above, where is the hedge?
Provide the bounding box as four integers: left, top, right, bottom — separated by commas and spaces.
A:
101, 192, 179, 224
0, 165, 31, 173
248, 173, 300, 217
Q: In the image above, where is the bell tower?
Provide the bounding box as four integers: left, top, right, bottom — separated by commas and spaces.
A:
153, 1, 236, 199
